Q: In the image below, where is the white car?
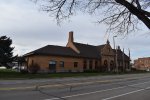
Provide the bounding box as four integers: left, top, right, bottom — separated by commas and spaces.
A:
0, 66, 6, 69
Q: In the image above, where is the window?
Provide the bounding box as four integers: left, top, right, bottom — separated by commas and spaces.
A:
89, 60, 93, 70
60, 61, 64, 67
118, 61, 120, 66
83, 60, 87, 70
110, 60, 114, 71
31, 60, 34, 66
104, 60, 108, 67
49, 61, 57, 65
95, 61, 98, 69
49, 60, 57, 72
110, 60, 114, 66
74, 62, 78, 68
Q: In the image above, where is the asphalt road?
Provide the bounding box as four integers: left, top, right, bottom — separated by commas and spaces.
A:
1, 73, 150, 100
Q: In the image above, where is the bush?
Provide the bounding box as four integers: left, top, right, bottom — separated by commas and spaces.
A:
20, 69, 28, 74
28, 63, 40, 74
84, 69, 99, 73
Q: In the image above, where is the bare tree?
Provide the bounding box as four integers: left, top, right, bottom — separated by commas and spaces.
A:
33, 0, 150, 35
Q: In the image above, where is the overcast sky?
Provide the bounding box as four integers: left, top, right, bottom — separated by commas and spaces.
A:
0, 0, 150, 61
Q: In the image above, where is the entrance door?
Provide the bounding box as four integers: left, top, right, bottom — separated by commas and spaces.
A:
110, 60, 114, 71
49, 60, 56, 73
104, 60, 108, 71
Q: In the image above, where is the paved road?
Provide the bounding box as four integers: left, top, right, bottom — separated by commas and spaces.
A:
1, 73, 150, 100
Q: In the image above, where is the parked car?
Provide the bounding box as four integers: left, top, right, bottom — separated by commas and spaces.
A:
12, 66, 19, 71
0, 66, 6, 69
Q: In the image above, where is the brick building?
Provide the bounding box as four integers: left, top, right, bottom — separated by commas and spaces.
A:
24, 31, 130, 73
134, 57, 150, 71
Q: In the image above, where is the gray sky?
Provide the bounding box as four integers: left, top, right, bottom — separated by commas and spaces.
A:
0, 0, 150, 61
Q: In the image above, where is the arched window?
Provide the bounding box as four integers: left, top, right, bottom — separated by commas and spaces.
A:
95, 61, 98, 69
110, 60, 114, 66
83, 60, 87, 70
104, 60, 108, 67
89, 60, 93, 70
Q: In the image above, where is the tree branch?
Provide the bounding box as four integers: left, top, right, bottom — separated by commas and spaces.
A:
115, 0, 150, 29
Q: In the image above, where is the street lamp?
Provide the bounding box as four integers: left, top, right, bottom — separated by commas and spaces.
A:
113, 36, 117, 49
113, 36, 118, 73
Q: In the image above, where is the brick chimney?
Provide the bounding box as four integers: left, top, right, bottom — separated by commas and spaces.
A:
68, 31, 74, 43
66, 31, 80, 54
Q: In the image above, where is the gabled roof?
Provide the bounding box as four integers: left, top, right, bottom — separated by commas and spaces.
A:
24, 43, 105, 59
24, 42, 130, 61
96, 44, 105, 53
97, 45, 105, 49
73, 42, 101, 59
113, 49, 130, 61
24, 45, 78, 57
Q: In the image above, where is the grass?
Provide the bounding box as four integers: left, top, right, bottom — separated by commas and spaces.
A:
0, 69, 102, 79
0, 69, 149, 80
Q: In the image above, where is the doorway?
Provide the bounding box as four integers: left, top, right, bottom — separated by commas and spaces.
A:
49, 60, 56, 72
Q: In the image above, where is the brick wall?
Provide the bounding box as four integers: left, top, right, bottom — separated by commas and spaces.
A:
134, 57, 150, 71
26, 55, 101, 72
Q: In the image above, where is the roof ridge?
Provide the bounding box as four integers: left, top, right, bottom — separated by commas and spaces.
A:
24, 45, 68, 56
47, 45, 66, 48
73, 42, 96, 47
96, 44, 106, 46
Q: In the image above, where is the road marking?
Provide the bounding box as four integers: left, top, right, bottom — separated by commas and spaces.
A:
0, 86, 36, 91
44, 81, 150, 100
102, 86, 150, 100
45, 86, 126, 100
41, 76, 150, 88
0, 80, 110, 91
40, 80, 111, 88
0, 76, 150, 91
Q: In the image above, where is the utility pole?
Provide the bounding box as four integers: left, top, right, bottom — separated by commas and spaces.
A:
113, 36, 117, 50
128, 48, 131, 71
122, 48, 125, 72
113, 36, 118, 73
116, 48, 118, 73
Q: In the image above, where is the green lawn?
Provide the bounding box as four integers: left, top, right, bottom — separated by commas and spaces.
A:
0, 69, 104, 79
0, 69, 148, 80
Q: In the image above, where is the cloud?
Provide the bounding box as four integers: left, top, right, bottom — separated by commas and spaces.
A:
0, 0, 108, 55
0, 0, 149, 61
